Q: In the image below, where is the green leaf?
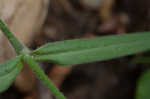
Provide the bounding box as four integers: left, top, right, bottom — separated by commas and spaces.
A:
136, 69, 150, 99
0, 56, 22, 92
32, 32, 150, 65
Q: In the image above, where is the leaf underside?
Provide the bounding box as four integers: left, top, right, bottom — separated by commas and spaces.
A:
33, 32, 150, 65
0, 56, 22, 92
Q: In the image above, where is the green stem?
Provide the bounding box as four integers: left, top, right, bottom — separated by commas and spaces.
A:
23, 54, 66, 99
0, 19, 66, 98
0, 19, 24, 55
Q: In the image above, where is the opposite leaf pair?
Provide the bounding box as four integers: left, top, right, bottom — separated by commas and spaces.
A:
0, 18, 150, 99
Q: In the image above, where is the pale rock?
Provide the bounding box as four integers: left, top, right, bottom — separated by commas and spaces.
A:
80, 0, 104, 9
0, 0, 49, 60
0, 0, 49, 93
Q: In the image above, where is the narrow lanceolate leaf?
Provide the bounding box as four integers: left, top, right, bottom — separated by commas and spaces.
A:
32, 32, 150, 65
0, 56, 22, 92
136, 69, 150, 99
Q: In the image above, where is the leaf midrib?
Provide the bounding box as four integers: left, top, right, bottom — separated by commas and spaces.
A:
34, 38, 149, 57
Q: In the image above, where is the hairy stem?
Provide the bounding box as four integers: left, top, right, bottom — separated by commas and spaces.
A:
23, 54, 66, 99
0, 19, 66, 98
0, 19, 25, 55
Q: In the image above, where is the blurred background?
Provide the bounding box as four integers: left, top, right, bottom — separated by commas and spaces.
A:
0, 0, 150, 99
